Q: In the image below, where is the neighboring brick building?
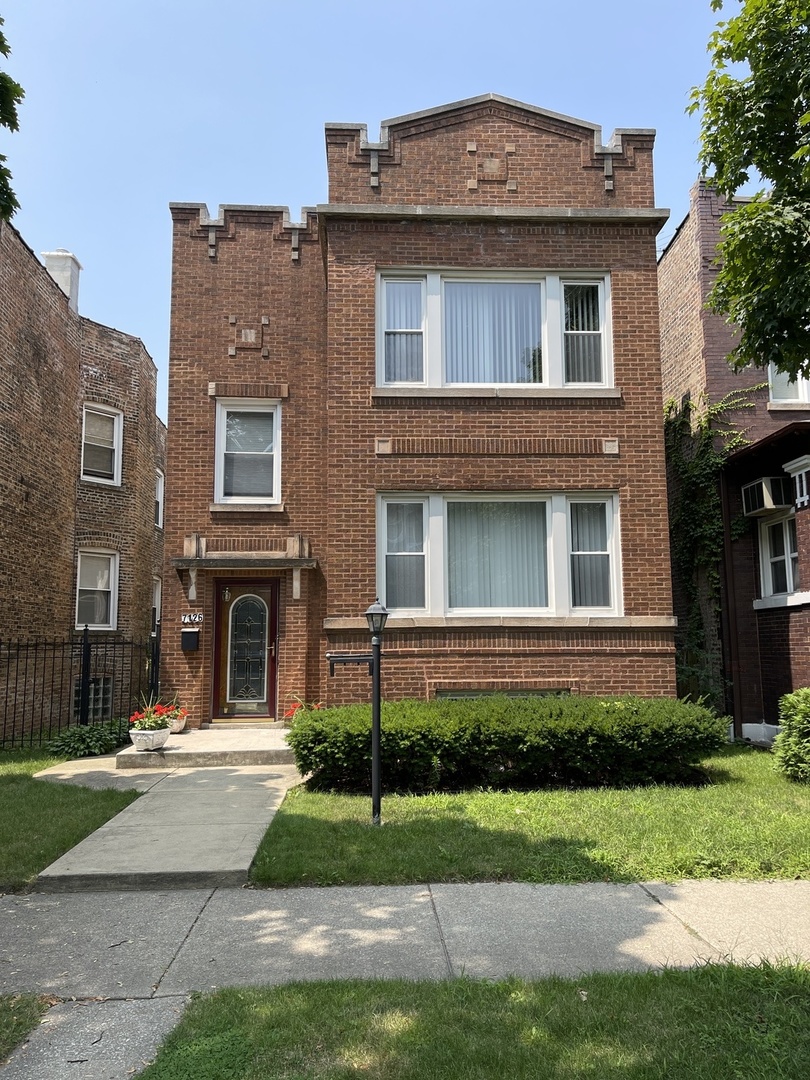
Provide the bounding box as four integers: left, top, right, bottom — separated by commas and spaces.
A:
659, 181, 810, 736
0, 220, 165, 730
163, 93, 676, 725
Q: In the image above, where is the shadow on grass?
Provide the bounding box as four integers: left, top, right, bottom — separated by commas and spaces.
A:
139, 965, 810, 1080
252, 809, 616, 886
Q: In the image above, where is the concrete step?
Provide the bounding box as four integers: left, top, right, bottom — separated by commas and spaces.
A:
116, 728, 296, 770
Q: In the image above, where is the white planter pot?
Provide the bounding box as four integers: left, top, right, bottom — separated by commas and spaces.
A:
168, 713, 187, 734
129, 727, 171, 752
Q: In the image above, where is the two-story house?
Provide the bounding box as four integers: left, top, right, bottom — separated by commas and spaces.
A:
163, 94, 676, 725
0, 221, 165, 737
659, 180, 810, 739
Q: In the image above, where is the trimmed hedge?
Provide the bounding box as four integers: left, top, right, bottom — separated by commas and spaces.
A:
287, 695, 728, 792
773, 687, 810, 782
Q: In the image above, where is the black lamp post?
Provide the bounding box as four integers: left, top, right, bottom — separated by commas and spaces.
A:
365, 599, 388, 825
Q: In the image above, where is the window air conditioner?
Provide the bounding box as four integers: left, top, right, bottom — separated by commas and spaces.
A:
742, 476, 794, 517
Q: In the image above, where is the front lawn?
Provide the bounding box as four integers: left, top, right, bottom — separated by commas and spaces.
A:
138, 965, 810, 1080
0, 750, 139, 891
251, 745, 810, 886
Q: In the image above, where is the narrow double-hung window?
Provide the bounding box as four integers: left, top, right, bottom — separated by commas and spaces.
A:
82, 405, 122, 485
215, 402, 280, 504
444, 281, 542, 384
569, 501, 611, 607
76, 551, 118, 629
384, 280, 424, 383
563, 283, 603, 384
765, 517, 799, 594
385, 502, 426, 608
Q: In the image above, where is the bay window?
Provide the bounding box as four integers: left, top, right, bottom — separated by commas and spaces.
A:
378, 272, 610, 388
378, 493, 619, 617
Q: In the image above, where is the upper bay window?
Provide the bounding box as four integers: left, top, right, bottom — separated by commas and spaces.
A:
214, 400, 281, 505
379, 273, 611, 388
81, 404, 123, 485
379, 493, 620, 618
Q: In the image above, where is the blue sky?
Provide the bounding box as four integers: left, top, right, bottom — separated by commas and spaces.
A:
3, 0, 728, 419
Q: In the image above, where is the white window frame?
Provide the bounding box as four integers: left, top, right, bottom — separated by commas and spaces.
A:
377, 492, 621, 618
81, 404, 123, 486
758, 512, 799, 597
75, 549, 119, 631
376, 271, 612, 389
155, 469, 165, 528
214, 399, 281, 505
768, 363, 810, 403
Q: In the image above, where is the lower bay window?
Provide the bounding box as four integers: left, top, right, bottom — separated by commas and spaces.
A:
379, 493, 620, 617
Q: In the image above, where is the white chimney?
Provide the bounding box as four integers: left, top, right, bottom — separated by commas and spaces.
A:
41, 249, 82, 312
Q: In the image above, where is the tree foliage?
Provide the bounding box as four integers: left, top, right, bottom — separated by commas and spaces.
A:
0, 14, 24, 220
690, 1, 810, 381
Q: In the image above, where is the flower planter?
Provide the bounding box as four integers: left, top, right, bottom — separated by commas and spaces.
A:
168, 712, 187, 734
129, 727, 171, 752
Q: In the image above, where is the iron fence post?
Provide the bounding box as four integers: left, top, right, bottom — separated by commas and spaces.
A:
78, 625, 91, 726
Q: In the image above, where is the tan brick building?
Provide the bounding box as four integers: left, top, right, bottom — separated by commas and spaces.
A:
0, 221, 165, 731
163, 94, 676, 725
659, 181, 810, 736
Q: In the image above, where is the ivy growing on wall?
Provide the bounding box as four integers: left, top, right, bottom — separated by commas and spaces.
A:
664, 388, 759, 711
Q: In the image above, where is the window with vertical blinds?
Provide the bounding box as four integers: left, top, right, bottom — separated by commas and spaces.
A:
379, 494, 618, 616
378, 273, 609, 388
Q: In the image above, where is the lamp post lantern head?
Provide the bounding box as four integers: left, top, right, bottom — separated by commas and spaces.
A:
365, 599, 389, 636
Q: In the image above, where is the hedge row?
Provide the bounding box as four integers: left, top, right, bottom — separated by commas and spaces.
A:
774, 687, 810, 782
287, 695, 728, 792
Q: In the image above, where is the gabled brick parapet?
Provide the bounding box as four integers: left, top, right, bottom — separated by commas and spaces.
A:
325, 93, 658, 209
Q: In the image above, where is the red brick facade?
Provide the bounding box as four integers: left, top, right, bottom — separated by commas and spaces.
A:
0, 221, 165, 643
658, 181, 810, 727
162, 95, 676, 725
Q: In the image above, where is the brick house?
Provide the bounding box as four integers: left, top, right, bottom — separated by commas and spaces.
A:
659, 181, 810, 738
163, 94, 676, 725
0, 221, 165, 730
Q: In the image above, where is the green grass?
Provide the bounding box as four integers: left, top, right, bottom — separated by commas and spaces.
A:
138, 965, 810, 1079
0, 994, 50, 1065
0, 749, 139, 891
251, 745, 810, 886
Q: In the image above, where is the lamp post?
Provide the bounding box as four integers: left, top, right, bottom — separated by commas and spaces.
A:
365, 599, 388, 825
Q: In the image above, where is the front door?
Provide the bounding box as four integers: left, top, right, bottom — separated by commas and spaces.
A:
213, 581, 278, 721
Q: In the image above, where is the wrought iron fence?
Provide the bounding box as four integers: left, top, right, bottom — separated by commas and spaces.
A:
0, 626, 161, 749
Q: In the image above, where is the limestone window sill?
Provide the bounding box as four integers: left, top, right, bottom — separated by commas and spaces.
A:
209, 502, 286, 514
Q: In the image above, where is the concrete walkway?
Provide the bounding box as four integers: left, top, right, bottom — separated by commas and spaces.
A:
1, 747, 807, 1077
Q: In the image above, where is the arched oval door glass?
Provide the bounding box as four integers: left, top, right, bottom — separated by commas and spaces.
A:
227, 595, 268, 710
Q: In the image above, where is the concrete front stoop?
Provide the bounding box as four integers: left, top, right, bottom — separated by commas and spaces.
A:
116, 726, 295, 769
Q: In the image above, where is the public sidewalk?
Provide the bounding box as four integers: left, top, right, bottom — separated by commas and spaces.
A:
1, 749, 808, 1077
1, 879, 809, 1078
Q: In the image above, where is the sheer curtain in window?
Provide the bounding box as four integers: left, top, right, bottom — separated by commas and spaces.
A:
448, 502, 547, 607
385, 281, 423, 382
564, 284, 602, 383
385, 502, 426, 607
445, 282, 542, 383
570, 502, 610, 606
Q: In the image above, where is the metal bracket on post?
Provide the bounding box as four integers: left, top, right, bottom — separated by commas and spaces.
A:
325, 651, 374, 677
